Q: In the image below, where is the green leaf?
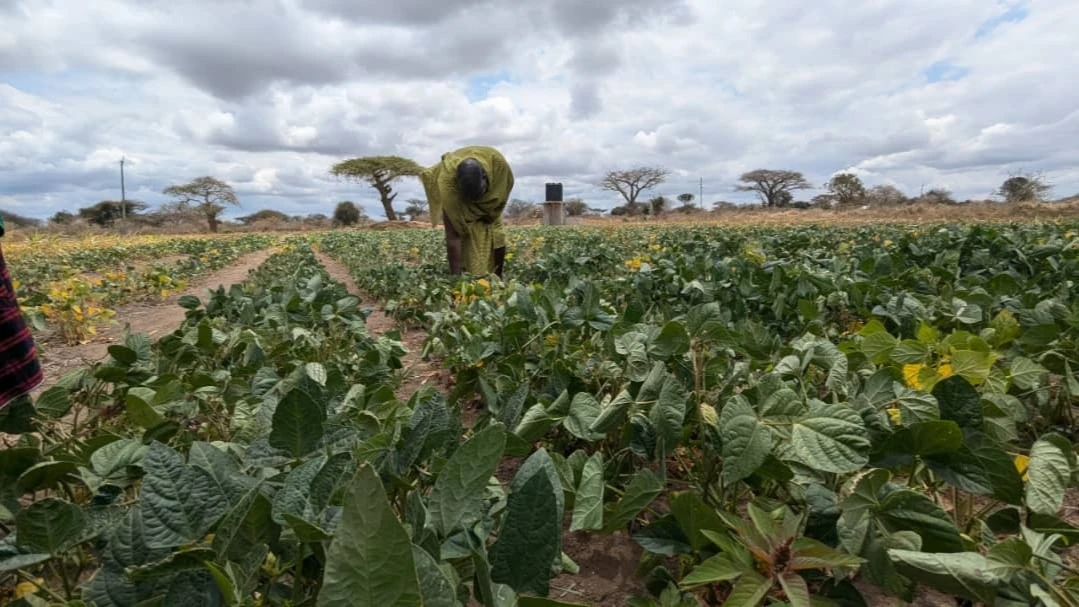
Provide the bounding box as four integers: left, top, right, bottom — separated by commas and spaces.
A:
887, 420, 964, 456
412, 544, 458, 607
790, 537, 864, 569
318, 464, 422, 607
890, 339, 929, 364
515, 404, 557, 443
722, 570, 772, 607
719, 395, 772, 483
652, 320, 690, 358
269, 386, 326, 458
860, 328, 898, 364
1009, 357, 1048, 391
212, 484, 276, 562
778, 573, 812, 607
949, 350, 994, 385
15, 498, 86, 554
589, 390, 635, 434
892, 384, 940, 424
679, 553, 745, 589
789, 401, 870, 474
650, 376, 687, 449
670, 492, 725, 552
490, 458, 562, 596
429, 424, 506, 536
570, 452, 604, 532
606, 468, 664, 531
986, 538, 1033, 577
125, 387, 165, 429
177, 294, 201, 309
34, 386, 72, 419
1026, 434, 1074, 515
887, 550, 1000, 604
931, 375, 983, 431
140, 441, 229, 548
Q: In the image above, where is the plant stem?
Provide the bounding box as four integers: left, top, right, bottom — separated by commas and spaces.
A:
50, 559, 74, 601
17, 569, 68, 603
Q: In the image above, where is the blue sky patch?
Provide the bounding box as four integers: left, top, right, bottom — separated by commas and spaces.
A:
975, 3, 1029, 38
923, 61, 971, 83
465, 70, 513, 101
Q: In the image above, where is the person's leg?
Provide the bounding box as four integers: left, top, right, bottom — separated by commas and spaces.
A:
443, 217, 463, 275
493, 246, 506, 279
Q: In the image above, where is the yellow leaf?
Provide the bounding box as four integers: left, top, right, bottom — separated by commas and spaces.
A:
1014, 454, 1030, 481
886, 406, 902, 425
15, 579, 44, 599
938, 363, 954, 379
700, 404, 718, 426
903, 364, 925, 390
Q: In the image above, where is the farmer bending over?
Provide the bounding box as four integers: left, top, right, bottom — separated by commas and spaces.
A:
420, 146, 514, 279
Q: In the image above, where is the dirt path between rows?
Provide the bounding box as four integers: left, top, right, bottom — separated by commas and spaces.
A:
29, 248, 276, 395
312, 248, 648, 606
312, 250, 448, 403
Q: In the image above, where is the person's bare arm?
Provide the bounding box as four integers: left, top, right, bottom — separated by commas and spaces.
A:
444, 218, 463, 275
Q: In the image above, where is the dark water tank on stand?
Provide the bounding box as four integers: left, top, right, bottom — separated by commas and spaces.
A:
545, 182, 563, 202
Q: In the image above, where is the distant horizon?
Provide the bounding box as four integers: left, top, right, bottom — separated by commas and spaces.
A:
3, 1, 1078, 221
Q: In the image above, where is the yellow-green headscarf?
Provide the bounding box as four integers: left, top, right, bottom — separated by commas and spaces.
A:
420, 146, 514, 275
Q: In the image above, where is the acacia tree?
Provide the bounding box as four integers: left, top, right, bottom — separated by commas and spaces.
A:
736, 169, 812, 207
996, 171, 1052, 203
403, 198, 428, 221
826, 173, 867, 207
599, 166, 670, 212
162, 176, 239, 233
329, 156, 423, 221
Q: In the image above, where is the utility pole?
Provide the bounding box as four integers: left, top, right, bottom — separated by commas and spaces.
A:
120, 157, 127, 220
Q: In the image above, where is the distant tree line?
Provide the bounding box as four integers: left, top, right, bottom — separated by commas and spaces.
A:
593, 165, 1062, 216
2, 157, 1069, 235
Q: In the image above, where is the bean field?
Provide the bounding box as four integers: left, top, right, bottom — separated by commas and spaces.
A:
3, 220, 1079, 607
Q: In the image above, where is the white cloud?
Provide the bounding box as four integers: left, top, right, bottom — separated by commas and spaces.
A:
1, 0, 1078, 222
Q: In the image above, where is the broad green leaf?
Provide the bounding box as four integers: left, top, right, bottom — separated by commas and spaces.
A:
931, 376, 983, 431
670, 492, 725, 552
986, 538, 1033, 577
563, 393, 605, 441
430, 424, 506, 536
268, 387, 326, 458
125, 546, 217, 581
412, 544, 458, 607
789, 402, 870, 473
515, 404, 557, 442
721, 570, 772, 607
650, 376, 687, 448
789, 537, 864, 569
891, 339, 929, 364
125, 387, 165, 429
606, 468, 664, 531
1009, 357, 1048, 391
188, 441, 255, 505
318, 464, 422, 607
631, 515, 693, 556
719, 395, 772, 483
886, 420, 963, 456
679, 553, 744, 589
892, 384, 940, 424
589, 389, 635, 435
570, 452, 604, 532
887, 550, 1000, 604
490, 462, 561, 596
949, 350, 994, 385
15, 498, 86, 554
652, 320, 690, 358
778, 572, 812, 607
140, 441, 228, 548
860, 329, 897, 364
34, 385, 72, 419
212, 484, 276, 562
1026, 434, 1073, 515
875, 491, 963, 553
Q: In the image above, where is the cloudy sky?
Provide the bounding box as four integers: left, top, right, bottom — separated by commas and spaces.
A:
2, 0, 1077, 221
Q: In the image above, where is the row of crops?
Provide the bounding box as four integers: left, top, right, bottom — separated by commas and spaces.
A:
7, 234, 275, 344
1, 221, 1078, 606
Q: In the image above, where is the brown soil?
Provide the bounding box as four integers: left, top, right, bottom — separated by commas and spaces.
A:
28, 248, 275, 395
